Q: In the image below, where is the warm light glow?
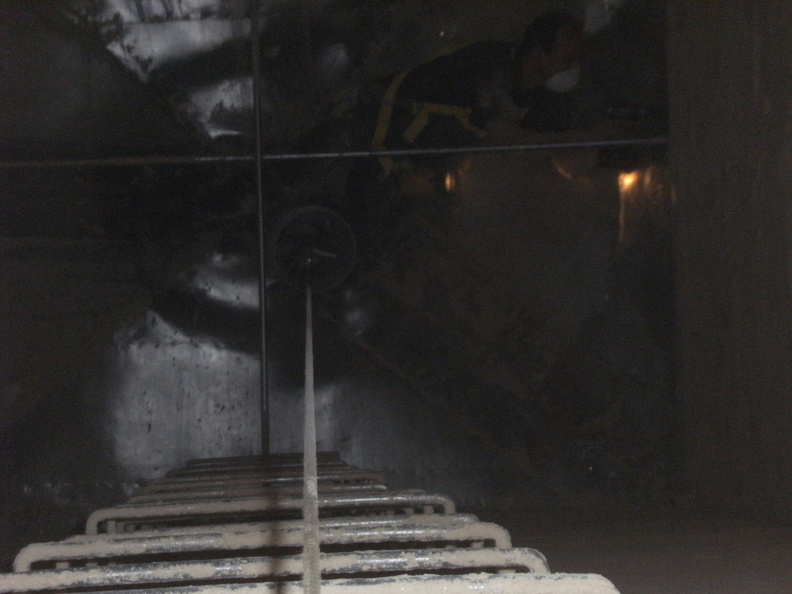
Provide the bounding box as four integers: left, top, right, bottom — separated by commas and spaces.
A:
619, 171, 640, 191
551, 156, 575, 180
617, 166, 672, 247
444, 171, 457, 193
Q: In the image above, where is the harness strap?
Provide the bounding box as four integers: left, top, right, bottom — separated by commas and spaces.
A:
401, 102, 489, 144
371, 71, 409, 176
370, 42, 489, 176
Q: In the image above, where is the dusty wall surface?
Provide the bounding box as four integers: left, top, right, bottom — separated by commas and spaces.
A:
667, 2, 792, 519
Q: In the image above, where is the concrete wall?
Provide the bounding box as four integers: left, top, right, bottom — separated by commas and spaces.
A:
667, 2, 792, 519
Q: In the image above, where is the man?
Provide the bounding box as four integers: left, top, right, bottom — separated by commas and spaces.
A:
347, 11, 586, 255
515, 10, 585, 132
372, 10, 585, 156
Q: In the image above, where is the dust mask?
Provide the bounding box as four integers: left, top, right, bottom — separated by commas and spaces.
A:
545, 67, 580, 92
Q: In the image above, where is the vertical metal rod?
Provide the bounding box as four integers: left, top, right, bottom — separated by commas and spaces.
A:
251, 0, 269, 454
303, 279, 321, 594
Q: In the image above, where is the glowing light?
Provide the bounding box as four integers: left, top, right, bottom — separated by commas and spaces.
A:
617, 166, 673, 247
444, 171, 457, 193
618, 170, 642, 245
551, 156, 575, 180
618, 171, 640, 191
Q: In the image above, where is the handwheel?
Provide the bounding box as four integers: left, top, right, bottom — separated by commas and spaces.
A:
271, 205, 357, 292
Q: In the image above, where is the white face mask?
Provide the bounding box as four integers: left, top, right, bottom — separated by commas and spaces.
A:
545, 67, 580, 93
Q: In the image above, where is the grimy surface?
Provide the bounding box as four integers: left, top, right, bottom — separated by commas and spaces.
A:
484, 511, 792, 594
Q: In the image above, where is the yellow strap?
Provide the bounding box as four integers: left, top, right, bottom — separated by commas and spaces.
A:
370, 41, 486, 175
371, 71, 409, 176
401, 102, 489, 144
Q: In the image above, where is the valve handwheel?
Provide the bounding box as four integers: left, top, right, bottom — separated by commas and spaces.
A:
271, 205, 357, 292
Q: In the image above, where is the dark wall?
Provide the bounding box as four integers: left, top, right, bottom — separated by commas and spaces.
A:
668, 2, 792, 519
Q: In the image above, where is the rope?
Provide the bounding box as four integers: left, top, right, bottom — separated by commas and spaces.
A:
303, 278, 321, 594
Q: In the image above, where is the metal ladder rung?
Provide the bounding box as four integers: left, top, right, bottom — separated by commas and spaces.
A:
86, 492, 456, 534
15, 520, 512, 571
0, 454, 621, 593
166, 460, 349, 478
63, 513, 482, 542
0, 547, 551, 593
128, 483, 388, 504
146, 469, 387, 487
8, 572, 620, 594
180, 452, 342, 469
138, 475, 386, 496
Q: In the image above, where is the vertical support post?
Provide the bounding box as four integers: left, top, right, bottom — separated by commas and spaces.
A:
303, 280, 321, 594
251, 0, 269, 454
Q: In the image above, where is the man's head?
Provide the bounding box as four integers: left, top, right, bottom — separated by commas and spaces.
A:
517, 11, 584, 92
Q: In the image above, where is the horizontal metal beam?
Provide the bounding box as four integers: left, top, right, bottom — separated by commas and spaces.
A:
0, 137, 667, 169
